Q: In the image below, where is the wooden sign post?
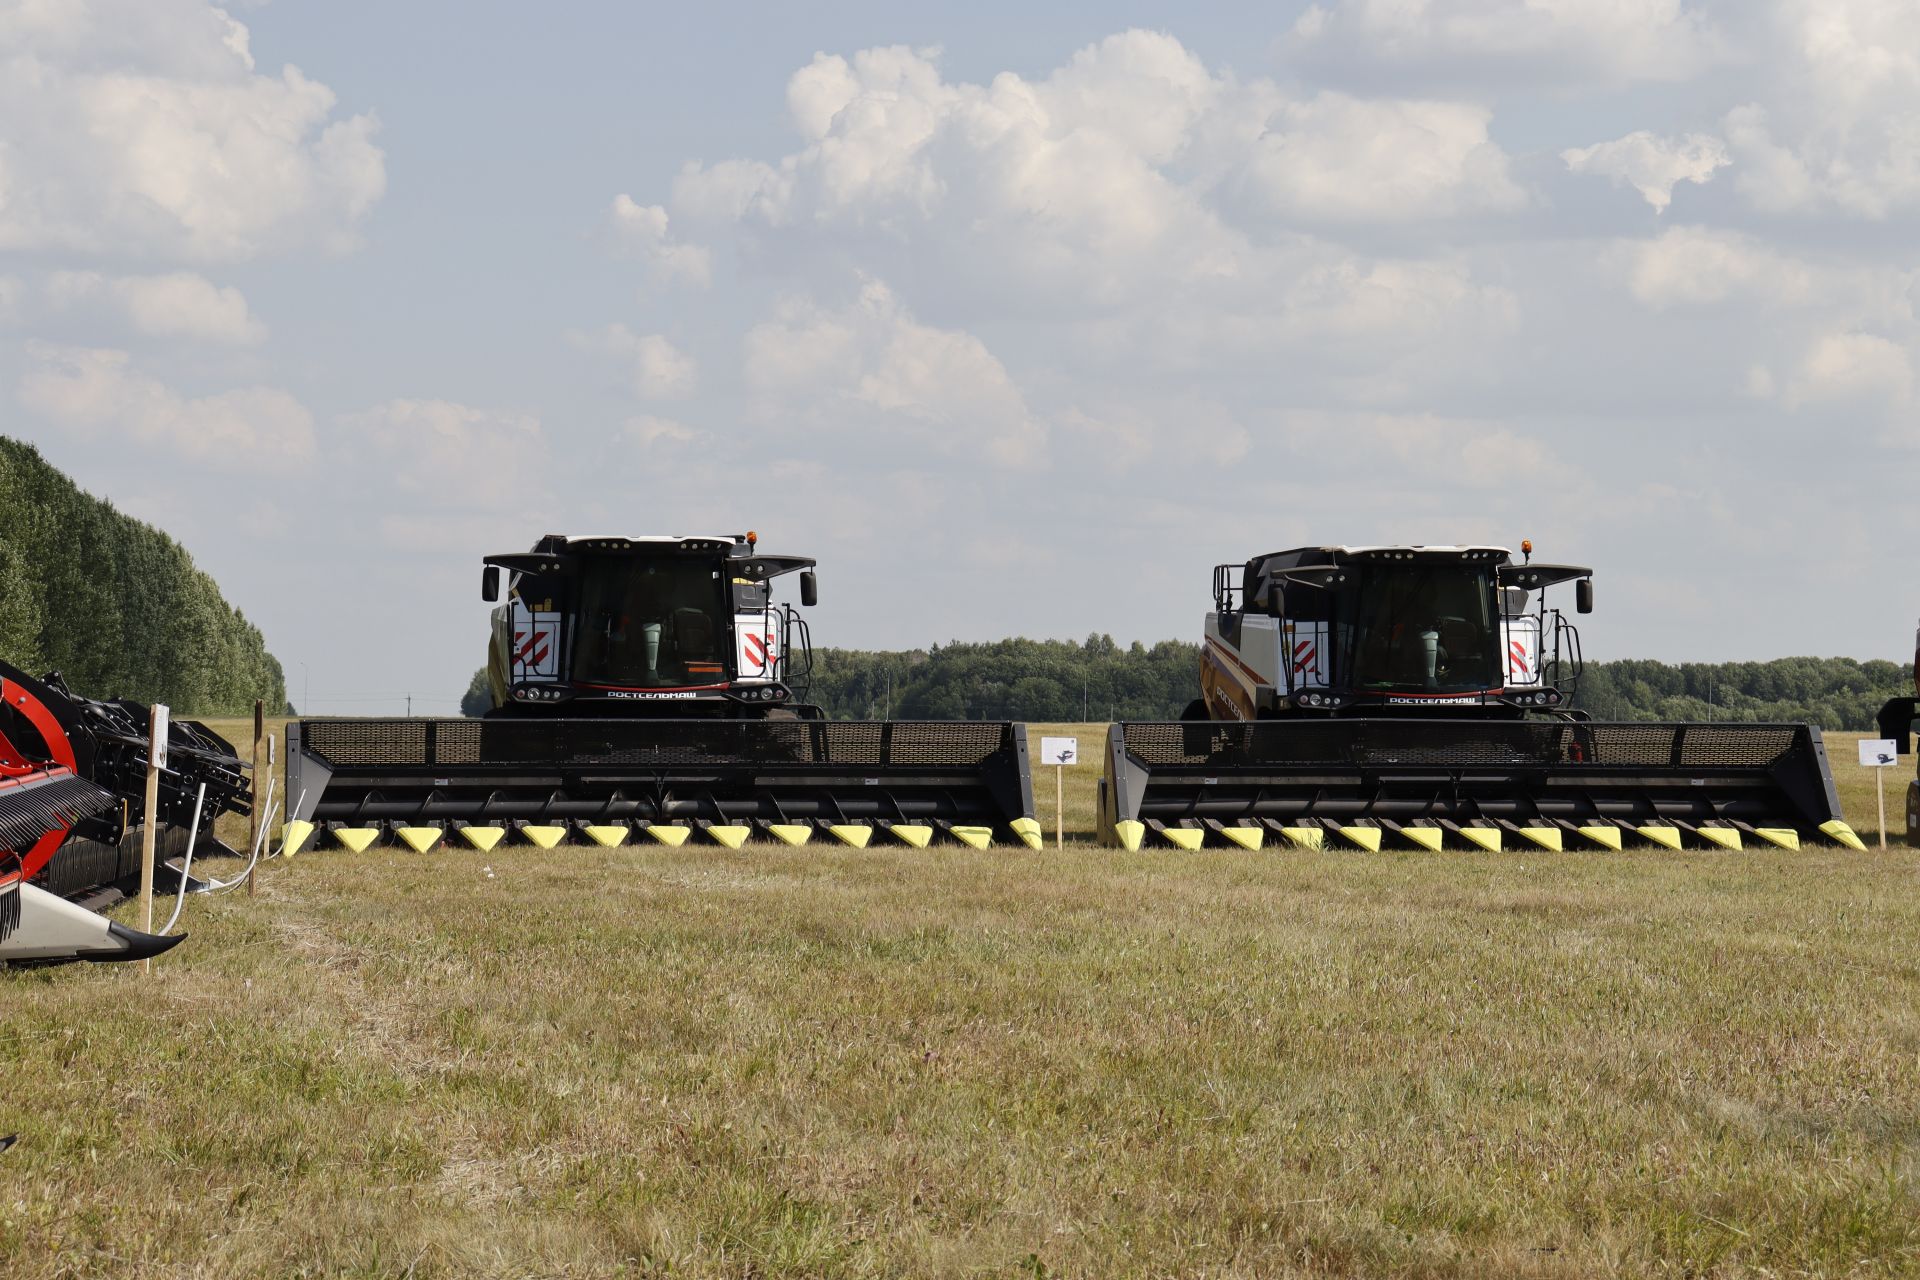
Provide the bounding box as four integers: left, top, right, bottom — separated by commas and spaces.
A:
1040, 737, 1078, 850
1860, 738, 1899, 850
247, 701, 264, 897
140, 703, 170, 973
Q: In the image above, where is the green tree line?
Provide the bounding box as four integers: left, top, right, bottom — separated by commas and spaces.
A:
463, 640, 1914, 729
0, 437, 289, 715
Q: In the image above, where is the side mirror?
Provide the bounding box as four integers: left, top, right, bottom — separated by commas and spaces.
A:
482, 565, 501, 603
1575, 578, 1594, 615
800, 570, 818, 607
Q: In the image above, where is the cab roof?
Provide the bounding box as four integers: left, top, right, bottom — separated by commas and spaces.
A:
1250, 546, 1513, 572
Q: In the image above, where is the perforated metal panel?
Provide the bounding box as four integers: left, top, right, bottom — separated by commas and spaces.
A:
300, 718, 1019, 769
1117, 720, 1811, 771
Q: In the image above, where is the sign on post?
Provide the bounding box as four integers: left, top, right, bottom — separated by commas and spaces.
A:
1040, 737, 1077, 849
150, 704, 169, 770
1860, 739, 1899, 768
1861, 738, 1899, 849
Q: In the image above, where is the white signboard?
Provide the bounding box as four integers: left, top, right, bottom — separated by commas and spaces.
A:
1040, 736, 1079, 766
150, 704, 170, 770
1859, 738, 1899, 767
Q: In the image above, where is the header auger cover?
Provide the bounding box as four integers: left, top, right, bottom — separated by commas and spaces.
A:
1102, 544, 1864, 853
1, 659, 243, 965
285, 533, 1040, 853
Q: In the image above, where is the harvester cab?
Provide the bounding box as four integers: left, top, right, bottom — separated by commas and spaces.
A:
1103, 542, 1864, 855
481, 532, 819, 717
1196, 545, 1592, 720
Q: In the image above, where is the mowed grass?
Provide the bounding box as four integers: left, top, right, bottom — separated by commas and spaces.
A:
2, 724, 1917, 1277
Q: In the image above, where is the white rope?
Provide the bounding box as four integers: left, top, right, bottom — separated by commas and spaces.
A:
201, 776, 278, 893
159, 781, 207, 934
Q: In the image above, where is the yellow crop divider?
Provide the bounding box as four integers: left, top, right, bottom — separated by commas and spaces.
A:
396, 826, 442, 853
458, 826, 506, 852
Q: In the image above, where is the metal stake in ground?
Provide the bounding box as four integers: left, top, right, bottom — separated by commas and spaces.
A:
140, 702, 170, 973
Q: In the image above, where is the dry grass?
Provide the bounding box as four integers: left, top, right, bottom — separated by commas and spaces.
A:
3, 721, 1916, 1277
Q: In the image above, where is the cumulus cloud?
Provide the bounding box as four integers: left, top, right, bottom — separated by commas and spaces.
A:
1623, 226, 1820, 307
744, 276, 1044, 468
610, 195, 711, 286
45, 270, 267, 343
656, 30, 1524, 392
16, 343, 314, 467
1563, 131, 1728, 211
0, 0, 385, 260
1784, 332, 1914, 408
1231, 93, 1525, 222
572, 324, 697, 399
339, 399, 545, 502
1284, 0, 1722, 86
1719, 1, 1920, 217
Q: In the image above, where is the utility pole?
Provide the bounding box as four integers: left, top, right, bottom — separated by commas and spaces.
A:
407, 693, 413, 717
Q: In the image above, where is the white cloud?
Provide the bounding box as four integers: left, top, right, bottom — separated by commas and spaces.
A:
744, 276, 1044, 468
339, 399, 544, 502
1784, 332, 1914, 408
1624, 226, 1819, 307
0, 274, 20, 323
661, 31, 1523, 382
16, 342, 313, 467
569, 325, 697, 399
0, 0, 385, 260
46, 270, 266, 343
624, 414, 702, 449
1281, 410, 1572, 489
1720, 1, 1920, 218
610, 195, 711, 286
1563, 131, 1728, 211
1284, 0, 1722, 85
1232, 93, 1525, 222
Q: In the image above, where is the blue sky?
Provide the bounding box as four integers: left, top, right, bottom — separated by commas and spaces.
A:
4, 1, 1918, 712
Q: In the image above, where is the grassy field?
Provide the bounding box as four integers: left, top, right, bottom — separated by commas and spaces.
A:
3, 724, 1918, 1277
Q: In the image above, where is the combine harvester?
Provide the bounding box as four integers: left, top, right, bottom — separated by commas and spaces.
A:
1102, 544, 1864, 853
285, 533, 1040, 853
1874, 617, 1920, 846
1, 660, 251, 964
